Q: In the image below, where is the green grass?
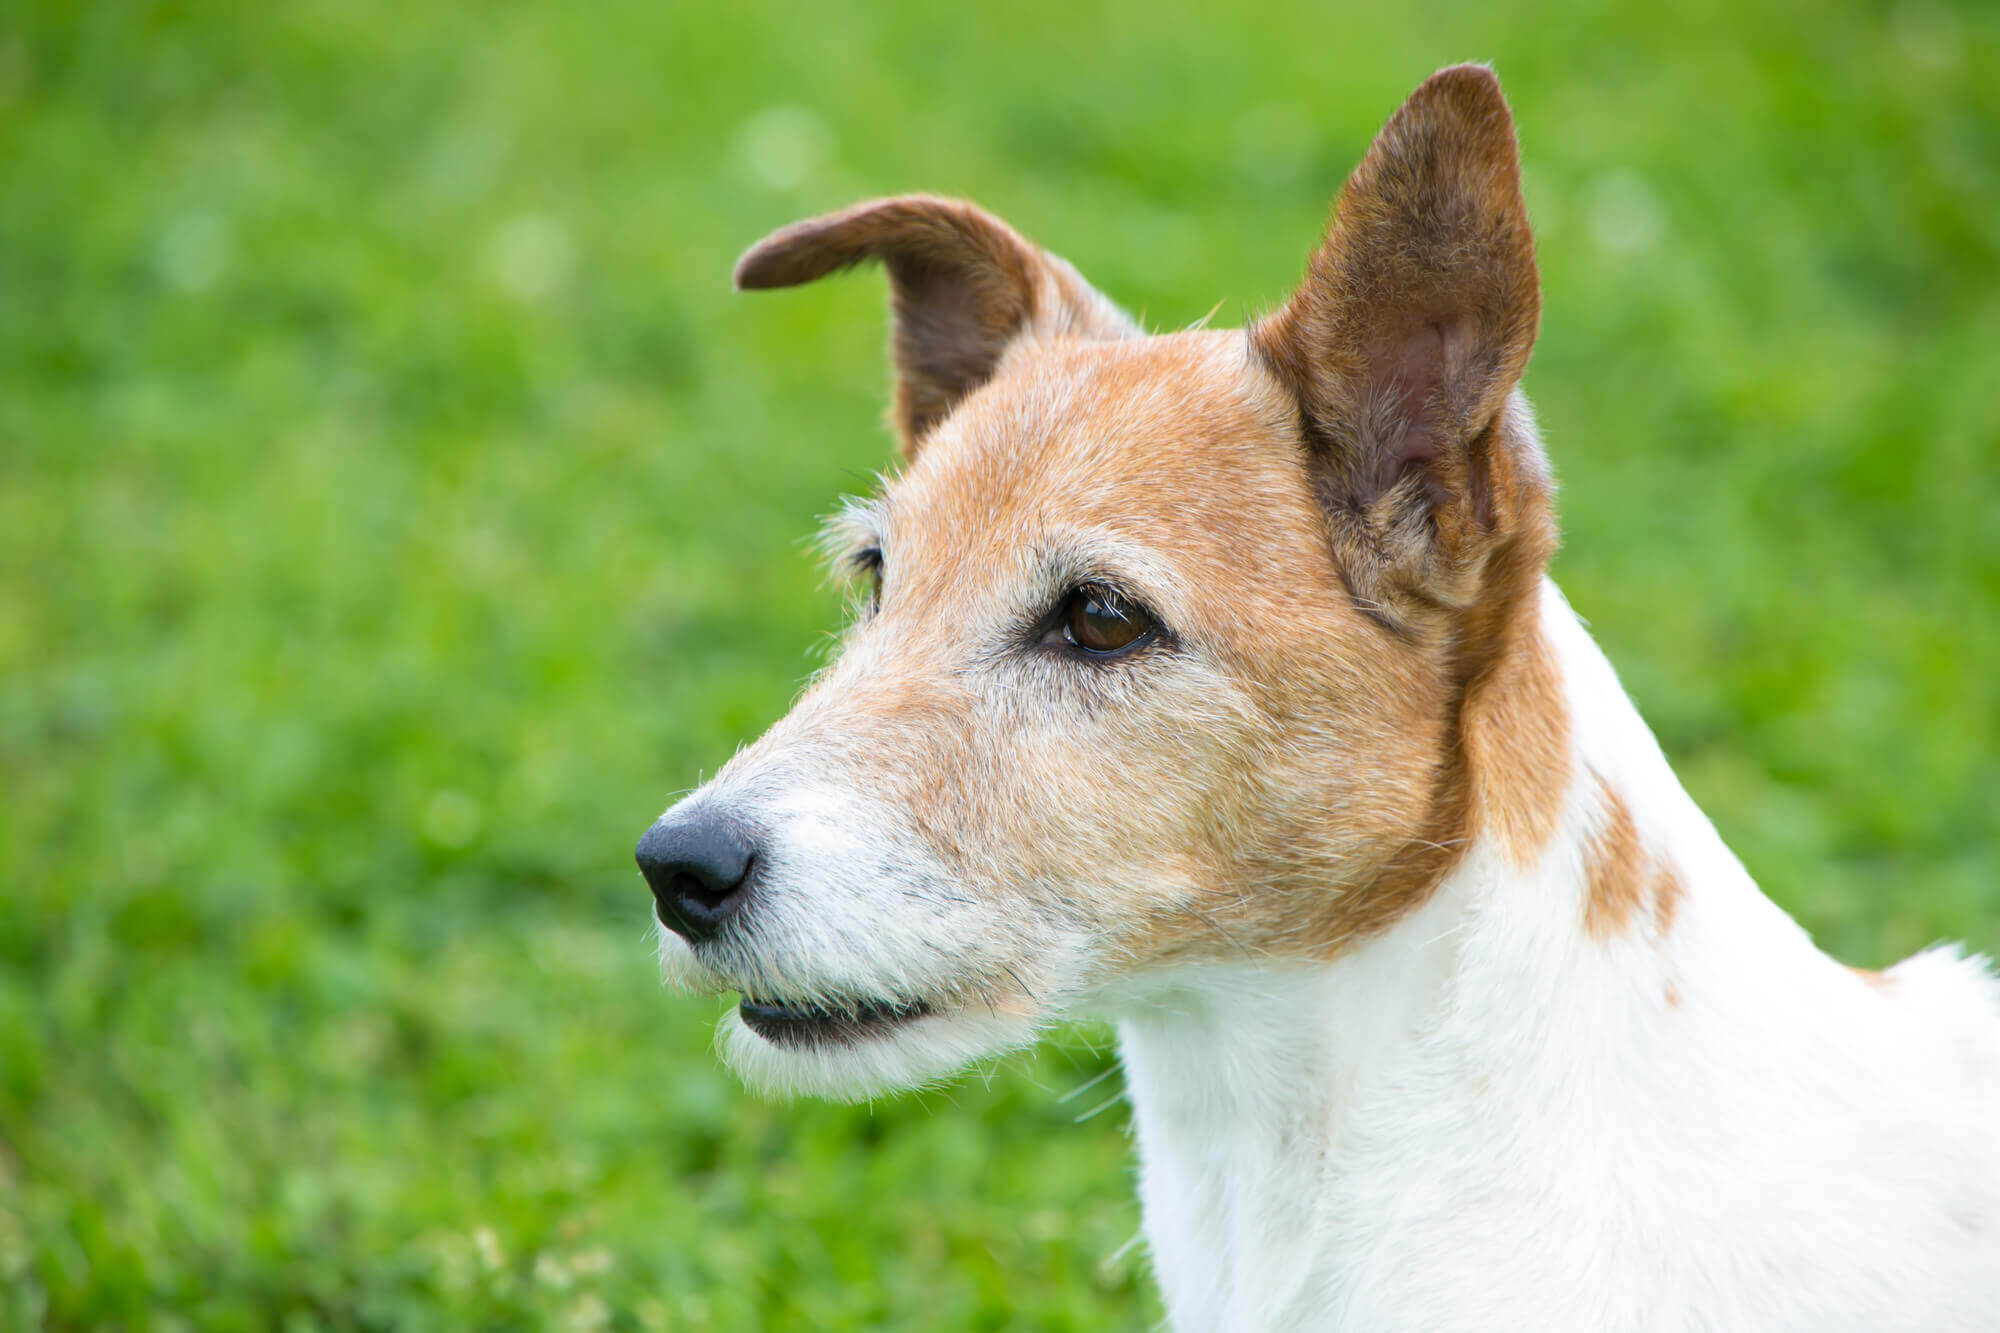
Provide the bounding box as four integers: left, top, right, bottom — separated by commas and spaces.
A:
3, 0, 1997, 1326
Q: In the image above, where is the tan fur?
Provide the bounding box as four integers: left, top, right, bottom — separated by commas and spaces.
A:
1459, 528, 1570, 868
1653, 863, 1685, 938
1583, 776, 1648, 940
1580, 770, 1689, 944
729, 65, 1576, 979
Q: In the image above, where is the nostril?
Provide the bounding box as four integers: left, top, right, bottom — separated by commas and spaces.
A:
670, 863, 743, 911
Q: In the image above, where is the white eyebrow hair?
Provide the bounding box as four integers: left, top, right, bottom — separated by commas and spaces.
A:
814, 492, 890, 576
994, 533, 1185, 641
1031, 527, 1186, 602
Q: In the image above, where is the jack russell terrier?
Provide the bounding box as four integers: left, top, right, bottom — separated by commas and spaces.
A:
636, 64, 2000, 1330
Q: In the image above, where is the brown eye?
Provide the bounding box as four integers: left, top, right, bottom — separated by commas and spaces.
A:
1063, 585, 1155, 655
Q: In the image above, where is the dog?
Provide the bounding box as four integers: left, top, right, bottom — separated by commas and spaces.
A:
637, 65, 2000, 1330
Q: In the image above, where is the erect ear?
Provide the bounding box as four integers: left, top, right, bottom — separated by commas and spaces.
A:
735, 194, 1137, 456
1253, 64, 1543, 618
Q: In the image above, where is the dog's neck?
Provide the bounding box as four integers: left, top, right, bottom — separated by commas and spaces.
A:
1107, 578, 1987, 1330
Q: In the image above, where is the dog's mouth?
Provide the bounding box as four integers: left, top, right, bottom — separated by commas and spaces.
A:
736, 994, 932, 1047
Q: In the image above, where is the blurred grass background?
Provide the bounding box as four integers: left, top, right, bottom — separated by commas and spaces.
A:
2, 0, 1997, 1327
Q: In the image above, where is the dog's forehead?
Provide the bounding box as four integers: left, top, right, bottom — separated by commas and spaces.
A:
882, 328, 1316, 570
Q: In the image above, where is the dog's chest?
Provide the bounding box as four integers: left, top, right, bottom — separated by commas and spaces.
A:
1115, 948, 2000, 1333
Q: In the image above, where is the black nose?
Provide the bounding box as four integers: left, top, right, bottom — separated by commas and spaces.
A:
636, 813, 755, 943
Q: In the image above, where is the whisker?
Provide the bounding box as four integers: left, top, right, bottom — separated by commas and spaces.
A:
1073, 1089, 1128, 1124
1057, 1062, 1121, 1106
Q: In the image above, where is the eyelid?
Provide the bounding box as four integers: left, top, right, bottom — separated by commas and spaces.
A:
1073, 578, 1144, 615
1083, 584, 1130, 614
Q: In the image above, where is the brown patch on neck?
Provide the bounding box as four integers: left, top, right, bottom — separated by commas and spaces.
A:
1579, 769, 1689, 943
1582, 775, 1647, 939
1653, 864, 1684, 937
1851, 965, 1893, 991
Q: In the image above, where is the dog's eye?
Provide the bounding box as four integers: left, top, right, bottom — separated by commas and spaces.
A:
853, 546, 883, 607
1061, 585, 1156, 656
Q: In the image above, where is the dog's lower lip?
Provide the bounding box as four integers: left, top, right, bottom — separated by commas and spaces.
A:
738, 995, 931, 1046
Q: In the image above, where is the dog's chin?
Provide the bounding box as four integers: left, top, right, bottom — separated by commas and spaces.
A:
717, 1002, 1037, 1102
655, 923, 1057, 1100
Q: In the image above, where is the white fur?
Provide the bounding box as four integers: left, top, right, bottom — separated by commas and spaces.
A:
1112, 581, 2000, 1330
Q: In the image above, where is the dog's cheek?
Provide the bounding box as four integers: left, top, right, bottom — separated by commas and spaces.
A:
952, 674, 1257, 928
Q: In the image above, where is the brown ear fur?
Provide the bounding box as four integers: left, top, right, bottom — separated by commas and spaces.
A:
1253, 64, 1543, 622
735, 195, 1135, 454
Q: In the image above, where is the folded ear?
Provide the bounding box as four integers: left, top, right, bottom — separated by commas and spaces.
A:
1253, 64, 1543, 618
735, 195, 1137, 455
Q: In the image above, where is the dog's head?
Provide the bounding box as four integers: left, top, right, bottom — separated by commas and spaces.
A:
641, 65, 1564, 1099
